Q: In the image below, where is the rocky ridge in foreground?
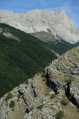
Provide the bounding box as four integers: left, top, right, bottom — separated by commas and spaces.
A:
0, 46, 79, 119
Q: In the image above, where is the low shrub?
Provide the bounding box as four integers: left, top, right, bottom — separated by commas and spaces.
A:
37, 104, 43, 110
56, 110, 64, 119
66, 79, 72, 84
43, 78, 46, 81
6, 92, 13, 100
50, 94, 56, 99
9, 101, 15, 108
61, 98, 68, 105
25, 79, 28, 84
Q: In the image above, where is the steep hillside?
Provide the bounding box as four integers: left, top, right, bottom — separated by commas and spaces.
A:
47, 39, 79, 55
0, 9, 79, 43
31, 31, 58, 42
31, 32, 79, 55
0, 23, 57, 98
0, 46, 79, 119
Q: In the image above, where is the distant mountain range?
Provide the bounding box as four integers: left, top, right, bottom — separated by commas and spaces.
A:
0, 9, 79, 43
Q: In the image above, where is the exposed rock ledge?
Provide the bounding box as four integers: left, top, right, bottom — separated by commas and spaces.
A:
0, 74, 63, 119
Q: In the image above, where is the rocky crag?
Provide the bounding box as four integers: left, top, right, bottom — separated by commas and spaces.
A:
0, 9, 79, 43
0, 46, 79, 119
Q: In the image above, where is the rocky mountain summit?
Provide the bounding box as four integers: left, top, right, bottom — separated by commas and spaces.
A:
0, 46, 79, 119
0, 9, 79, 43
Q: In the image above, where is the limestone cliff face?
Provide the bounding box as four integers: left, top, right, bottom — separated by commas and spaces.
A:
0, 9, 79, 43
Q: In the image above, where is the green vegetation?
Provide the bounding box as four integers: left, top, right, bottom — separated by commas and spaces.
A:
18, 94, 20, 98
12, 108, 14, 111
66, 79, 72, 84
41, 71, 45, 77
43, 78, 46, 81
17, 94, 20, 101
50, 94, 56, 99
37, 104, 43, 110
61, 98, 69, 105
56, 110, 64, 119
47, 40, 74, 55
0, 23, 57, 98
6, 92, 13, 100
32, 32, 78, 55
9, 101, 15, 108
25, 79, 28, 84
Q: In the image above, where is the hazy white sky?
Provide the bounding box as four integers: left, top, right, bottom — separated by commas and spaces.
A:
0, 0, 79, 27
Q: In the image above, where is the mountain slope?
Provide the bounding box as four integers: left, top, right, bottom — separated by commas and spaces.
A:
0, 9, 79, 43
46, 39, 79, 55
0, 23, 57, 97
0, 45, 79, 119
31, 31, 79, 55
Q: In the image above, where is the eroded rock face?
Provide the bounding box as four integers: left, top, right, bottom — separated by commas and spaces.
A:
0, 9, 79, 43
69, 80, 79, 108
3, 32, 20, 41
0, 75, 63, 119
46, 46, 79, 108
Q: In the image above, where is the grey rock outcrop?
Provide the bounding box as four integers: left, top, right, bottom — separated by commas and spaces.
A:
69, 80, 79, 108
0, 9, 79, 43
0, 75, 63, 119
46, 46, 79, 109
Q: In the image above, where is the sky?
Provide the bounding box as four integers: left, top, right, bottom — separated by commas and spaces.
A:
0, 0, 79, 27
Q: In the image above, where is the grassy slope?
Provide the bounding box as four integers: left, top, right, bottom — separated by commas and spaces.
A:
0, 23, 57, 97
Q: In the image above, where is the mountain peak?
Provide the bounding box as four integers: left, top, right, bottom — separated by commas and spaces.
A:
0, 9, 79, 43
34, 9, 39, 11
59, 9, 65, 13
